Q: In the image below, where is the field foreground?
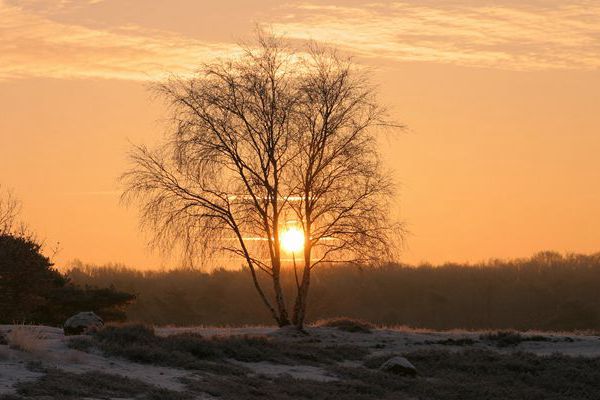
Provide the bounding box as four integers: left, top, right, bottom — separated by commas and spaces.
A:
1, 323, 599, 399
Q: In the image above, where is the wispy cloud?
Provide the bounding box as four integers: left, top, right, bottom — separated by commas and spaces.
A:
270, 2, 600, 71
1, 0, 598, 82
0, 0, 238, 81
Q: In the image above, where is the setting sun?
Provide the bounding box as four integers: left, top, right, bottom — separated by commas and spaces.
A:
280, 226, 305, 253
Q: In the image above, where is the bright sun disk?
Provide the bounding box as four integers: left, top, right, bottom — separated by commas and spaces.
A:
281, 227, 305, 253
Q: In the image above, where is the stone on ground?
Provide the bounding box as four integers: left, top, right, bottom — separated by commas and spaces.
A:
379, 356, 417, 376
63, 311, 104, 336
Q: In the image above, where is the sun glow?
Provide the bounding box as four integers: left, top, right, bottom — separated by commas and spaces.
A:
280, 226, 305, 253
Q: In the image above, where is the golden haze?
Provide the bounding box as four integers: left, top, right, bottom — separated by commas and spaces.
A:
1, 0, 599, 268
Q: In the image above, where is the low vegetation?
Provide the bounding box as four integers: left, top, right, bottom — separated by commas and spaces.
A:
2, 324, 596, 400
186, 349, 600, 399
478, 331, 572, 348
71, 324, 367, 371
3, 368, 188, 400
314, 317, 375, 333
424, 338, 477, 346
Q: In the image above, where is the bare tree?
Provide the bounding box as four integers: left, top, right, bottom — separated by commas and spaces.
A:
287, 49, 400, 327
0, 185, 22, 235
122, 33, 401, 329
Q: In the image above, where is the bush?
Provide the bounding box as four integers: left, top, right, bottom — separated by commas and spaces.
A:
314, 317, 375, 333
0, 234, 65, 322
0, 233, 134, 325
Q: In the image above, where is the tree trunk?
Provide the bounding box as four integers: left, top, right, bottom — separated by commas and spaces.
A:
292, 265, 311, 329
272, 262, 290, 326
292, 215, 312, 330
235, 227, 287, 327
270, 205, 290, 327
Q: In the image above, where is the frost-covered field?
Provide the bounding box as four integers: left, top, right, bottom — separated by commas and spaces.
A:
1, 324, 600, 399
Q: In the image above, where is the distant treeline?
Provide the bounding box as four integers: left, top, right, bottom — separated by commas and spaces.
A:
67, 251, 600, 331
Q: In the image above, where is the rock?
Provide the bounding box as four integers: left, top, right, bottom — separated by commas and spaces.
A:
63, 312, 104, 336
379, 356, 417, 376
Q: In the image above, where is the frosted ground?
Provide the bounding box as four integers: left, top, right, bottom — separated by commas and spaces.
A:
1, 324, 599, 399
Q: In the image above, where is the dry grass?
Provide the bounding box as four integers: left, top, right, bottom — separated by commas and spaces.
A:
5, 326, 47, 354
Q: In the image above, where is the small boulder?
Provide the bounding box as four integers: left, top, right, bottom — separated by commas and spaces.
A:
63, 312, 104, 336
379, 356, 417, 376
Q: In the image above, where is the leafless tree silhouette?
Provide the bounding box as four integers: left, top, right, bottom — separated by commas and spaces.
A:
0, 185, 22, 235
121, 33, 401, 328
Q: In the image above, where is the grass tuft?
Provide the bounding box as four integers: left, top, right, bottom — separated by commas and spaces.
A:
5, 326, 47, 354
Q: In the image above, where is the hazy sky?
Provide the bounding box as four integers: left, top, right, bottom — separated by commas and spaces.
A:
1, 0, 599, 269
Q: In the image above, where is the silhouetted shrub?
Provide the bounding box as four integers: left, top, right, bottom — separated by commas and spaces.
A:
0, 233, 135, 325
0, 234, 66, 322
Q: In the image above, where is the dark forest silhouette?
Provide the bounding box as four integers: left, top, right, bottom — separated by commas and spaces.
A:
67, 251, 600, 331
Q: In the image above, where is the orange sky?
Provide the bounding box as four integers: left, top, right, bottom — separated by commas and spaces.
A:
1, 0, 599, 269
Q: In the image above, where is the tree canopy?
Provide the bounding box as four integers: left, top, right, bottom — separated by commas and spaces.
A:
122, 33, 401, 328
